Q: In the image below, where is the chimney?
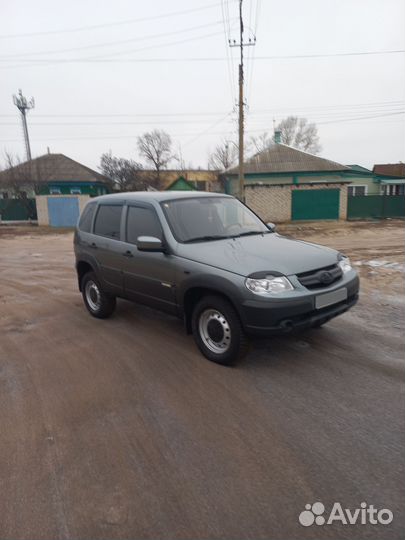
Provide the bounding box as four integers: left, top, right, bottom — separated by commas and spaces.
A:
47, 146, 50, 154
274, 130, 282, 144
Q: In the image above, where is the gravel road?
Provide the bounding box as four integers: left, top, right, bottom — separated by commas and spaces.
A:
0, 222, 403, 540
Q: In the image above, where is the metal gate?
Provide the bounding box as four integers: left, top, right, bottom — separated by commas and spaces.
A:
47, 196, 80, 227
292, 189, 340, 220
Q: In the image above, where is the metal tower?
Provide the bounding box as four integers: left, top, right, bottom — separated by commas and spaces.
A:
13, 89, 35, 161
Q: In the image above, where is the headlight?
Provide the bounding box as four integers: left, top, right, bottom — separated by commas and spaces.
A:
338, 257, 352, 273
245, 275, 294, 295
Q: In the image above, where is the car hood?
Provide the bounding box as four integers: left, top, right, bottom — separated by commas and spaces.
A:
176, 233, 339, 276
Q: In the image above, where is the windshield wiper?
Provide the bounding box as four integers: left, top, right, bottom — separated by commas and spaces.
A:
231, 230, 270, 238
183, 235, 231, 243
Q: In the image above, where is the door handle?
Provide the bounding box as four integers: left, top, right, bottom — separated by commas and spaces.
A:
123, 250, 134, 258
89, 242, 97, 249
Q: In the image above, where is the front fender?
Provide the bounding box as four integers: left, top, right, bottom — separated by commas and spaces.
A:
177, 268, 247, 323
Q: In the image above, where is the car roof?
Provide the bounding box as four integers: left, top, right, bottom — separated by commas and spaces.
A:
91, 191, 233, 204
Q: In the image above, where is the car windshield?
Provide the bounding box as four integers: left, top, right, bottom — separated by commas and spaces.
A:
161, 196, 269, 243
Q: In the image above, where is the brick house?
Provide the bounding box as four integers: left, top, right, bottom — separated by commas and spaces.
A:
222, 138, 352, 222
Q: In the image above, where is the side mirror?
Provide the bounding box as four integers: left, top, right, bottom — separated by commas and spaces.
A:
266, 222, 276, 232
137, 236, 164, 252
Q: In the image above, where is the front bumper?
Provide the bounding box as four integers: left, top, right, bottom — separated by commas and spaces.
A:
240, 274, 359, 336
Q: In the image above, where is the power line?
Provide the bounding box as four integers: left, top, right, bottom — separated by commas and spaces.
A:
1, 111, 403, 145
86, 29, 226, 61
228, 0, 256, 200
0, 100, 402, 118
248, 105, 405, 122
1, 102, 403, 129
0, 112, 228, 118
181, 112, 235, 147
0, 29, 231, 70
317, 110, 405, 125
1, 119, 235, 127
1, 49, 402, 68
0, 21, 228, 59
221, 0, 236, 104
246, 0, 261, 104
252, 100, 405, 114
0, 1, 234, 39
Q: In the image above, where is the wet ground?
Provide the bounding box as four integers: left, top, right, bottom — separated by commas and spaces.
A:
0, 221, 404, 540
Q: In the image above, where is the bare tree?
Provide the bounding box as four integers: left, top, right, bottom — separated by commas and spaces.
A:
247, 132, 273, 154
246, 117, 322, 155
208, 140, 238, 171
137, 129, 174, 187
0, 153, 40, 219
275, 116, 322, 154
2, 152, 44, 195
1, 152, 64, 196
99, 151, 143, 191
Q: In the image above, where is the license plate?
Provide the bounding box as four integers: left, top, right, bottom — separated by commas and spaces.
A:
315, 288, 347, 309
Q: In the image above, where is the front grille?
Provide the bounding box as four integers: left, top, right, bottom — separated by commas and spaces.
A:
297, 263, 343, 290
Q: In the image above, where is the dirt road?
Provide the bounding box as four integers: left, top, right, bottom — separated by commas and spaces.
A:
0, 222, 404, 540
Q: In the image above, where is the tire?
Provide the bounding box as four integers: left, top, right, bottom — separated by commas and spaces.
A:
191, 295, 249, 365
81, 271, 116, 319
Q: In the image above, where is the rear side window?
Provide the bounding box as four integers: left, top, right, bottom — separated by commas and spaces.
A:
126, 206, 162, 245
94, 205, 122, 239
78, 203, 96, 232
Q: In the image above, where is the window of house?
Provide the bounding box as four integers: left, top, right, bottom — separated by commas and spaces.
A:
94, 205, 122, 239
126, 206, 162, 245
348, 185, 367, 197
70, 187, 82, 195
389, 184, 404, 196
385, 184, 405, 196
50, 187, 61, 194
78, 203, 96, 233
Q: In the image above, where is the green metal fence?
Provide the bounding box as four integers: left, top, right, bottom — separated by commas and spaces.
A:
0, 199, 37, 221
347, 195, 405, 220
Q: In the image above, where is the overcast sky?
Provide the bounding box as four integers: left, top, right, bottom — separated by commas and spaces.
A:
1, 0, 404, 172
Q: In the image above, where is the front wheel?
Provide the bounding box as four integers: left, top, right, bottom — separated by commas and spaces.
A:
191, 295, 249, 365
81, 272, 116, 319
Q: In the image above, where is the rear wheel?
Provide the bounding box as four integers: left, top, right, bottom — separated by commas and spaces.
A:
191, 295, 249, 365
81, 272, 116, 319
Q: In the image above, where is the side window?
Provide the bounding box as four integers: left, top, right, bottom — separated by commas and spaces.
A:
94, 205, 122, 239
78, 203, 96, 233
126, 206, 162, 245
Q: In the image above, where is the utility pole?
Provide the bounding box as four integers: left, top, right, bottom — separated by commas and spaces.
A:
229, 0, 255, 202
13, 89, 35, 161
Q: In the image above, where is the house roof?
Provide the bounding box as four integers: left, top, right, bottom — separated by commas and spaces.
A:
165, 176, 197, 191
347, 164, 373, 174
0, 153, 111, 184
373, 163, 405, 177
225, 143, 349, 175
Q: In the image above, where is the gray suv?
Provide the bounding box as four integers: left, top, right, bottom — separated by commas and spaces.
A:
74, 192, 359, 365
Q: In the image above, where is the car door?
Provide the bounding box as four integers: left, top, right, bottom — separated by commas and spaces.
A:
121, 203, 177, 314
91, 202, 125, 295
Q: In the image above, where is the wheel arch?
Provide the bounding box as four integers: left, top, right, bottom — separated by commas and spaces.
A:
76, 260, 95, 291
182, 284, 243, 334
